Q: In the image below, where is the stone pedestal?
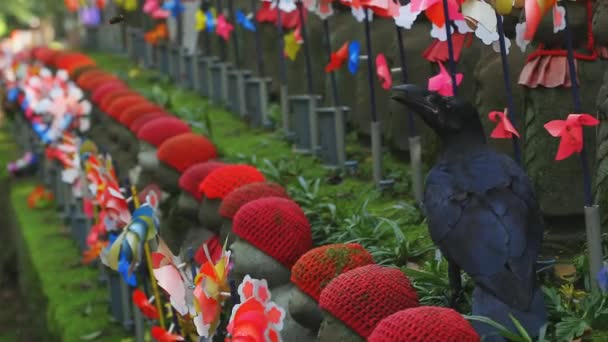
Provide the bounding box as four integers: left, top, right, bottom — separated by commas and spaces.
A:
244, 77, 272, 129
316, 106, 348, 168
227, 69, 252, 116
180, 49, 195, 89
288, 95, 322, 154
195, 55, 219, 98
209, 62, 232, 106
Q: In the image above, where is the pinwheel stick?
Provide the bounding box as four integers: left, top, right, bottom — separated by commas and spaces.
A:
395, 26, 416, 137
131, 186, 166, 329
251, 0, 265, 76
217, 0, 228, 60
227, 0, 241, 67
440, 0, 458, 97
297, 1, 314, 94
363, 10, 377, 123
495, 13, 521, 165
322, 20, 340, 107
276, 2, 287, 85
395, 25, 423, 203
563, 5, 603, 292
363, 9, 386, 186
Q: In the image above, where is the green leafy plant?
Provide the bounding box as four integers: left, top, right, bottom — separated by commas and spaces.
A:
465, 315, 549, 342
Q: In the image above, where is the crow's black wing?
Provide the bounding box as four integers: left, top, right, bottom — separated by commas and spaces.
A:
423, 152, 543, 311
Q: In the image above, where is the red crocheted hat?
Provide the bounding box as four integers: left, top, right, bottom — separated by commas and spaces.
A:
75, 69, 105, 87
106, 95, 149, 119
137, 117, 192, 147
232, 197, 312, 269
219, 182, 289, 219
318, 265, 419, 338
368, 307, 480, 342
91, 81, 128, 104
198, 165, 266, 200
118, 103, 166, 127
156, 133, 217, 173
291, 244, 374, 302
99, 89, 140, 112
129, 112, 168, 133
179, 161, 228, 201
79, 72, 119, 91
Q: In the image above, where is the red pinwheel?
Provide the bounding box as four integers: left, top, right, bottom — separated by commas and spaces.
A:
375, 53, 392, 90
488, 109, 520, 139
544, 114, 599, 161
132, 289, 160, 320
325, 41, 349, 73
151, 326, 184, 342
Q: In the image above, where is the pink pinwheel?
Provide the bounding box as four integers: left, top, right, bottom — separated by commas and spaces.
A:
375, 53, 392, 90
428, 61, 463, 97
151, 239, 196, 317
144, 0, 169, 19
216, 15, 234, 41
488, 109, 520, 139
544, 114, 599, 161
226, 275, 285, 342
394, 0, 463, 30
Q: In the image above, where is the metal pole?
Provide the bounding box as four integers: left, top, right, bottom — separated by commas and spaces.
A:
297, 1, 314, 94
496, 13, 521, 165
228, 0, 241, 67
563, 5, 603, 292
251, 0, 265, 76
439, 0, 458, 96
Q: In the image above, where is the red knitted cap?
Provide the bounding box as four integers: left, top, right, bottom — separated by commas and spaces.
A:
178, 161, 228, 201
79, 72, 119, 91
291, 244, 374, 302
118, 103, 166, 126
33, 47, 58, 65
156, 133, 217, 173
75, 69, 105, 87
99, 89, 140, 112
137, 117, 192, 147
318, 265, 419, 338
198, 165, 266, 200
219, 182, 289, 219
106, 95, 148, 119
368, 307, 480, 342
91, 81, 128, 104
129, 112, 168, 133
232, 197, 312, 268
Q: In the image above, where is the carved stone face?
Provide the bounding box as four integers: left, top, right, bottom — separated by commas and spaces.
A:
317, 313, 364, 342
288, 287, 323, 332
138, 141, 159, 171
176, 191, 200, 220
197, 196, 222, 233
154, 162, 181, 194
229, 237, 291, 289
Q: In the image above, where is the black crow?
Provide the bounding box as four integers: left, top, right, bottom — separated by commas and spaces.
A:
391, 84, 547, 340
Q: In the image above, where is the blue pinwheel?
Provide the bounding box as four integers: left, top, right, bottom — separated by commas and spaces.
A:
206, 10, 216, 32
7, 87, 19, 102
102, 203, 159, 285
236, 10, 256, 32
348, 41, 361, 75
162, 0, 184, 17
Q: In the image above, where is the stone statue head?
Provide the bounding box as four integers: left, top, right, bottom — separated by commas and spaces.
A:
318, 265, 420, 341
217, 182, 289, 245
197, 164, 266, 232
288, 243, 374, 332
229, 197, 312, 288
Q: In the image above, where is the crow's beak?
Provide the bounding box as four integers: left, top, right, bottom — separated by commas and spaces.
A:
391, 84, 441, 128
391, 84, 439, 114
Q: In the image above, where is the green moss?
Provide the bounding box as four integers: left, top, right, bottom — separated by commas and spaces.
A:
9, 182, 128, 341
